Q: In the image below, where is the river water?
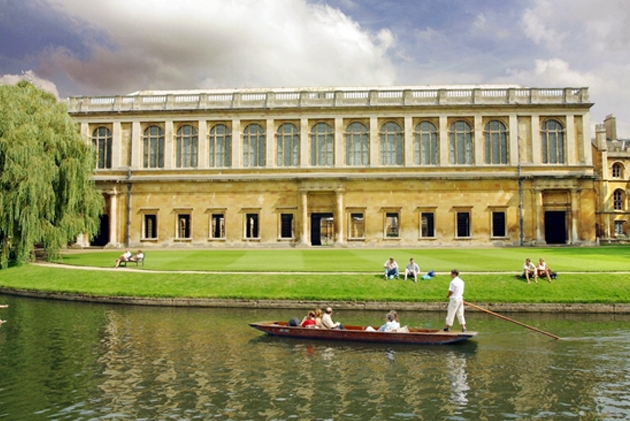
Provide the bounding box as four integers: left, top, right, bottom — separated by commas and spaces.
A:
0, 294, 629, 421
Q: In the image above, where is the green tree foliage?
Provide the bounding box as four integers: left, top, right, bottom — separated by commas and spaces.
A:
0, 81, 103, 267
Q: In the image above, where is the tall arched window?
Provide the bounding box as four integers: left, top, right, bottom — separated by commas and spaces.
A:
612, 163, 623, 178
142, 125, 164, 168
277, 123, 300, 167
449, 120, 473, 165
209, 124, 232, 167
176, 124, 198, 168
243, 123, 265, 167
380, 121, 403, 165
414, 121, 438, 165
541, 120, 565, 164
311, 122, 333, 166
484, 120, 508, 165
345, 122, 369, 166
613, 189, 625, 211
92, 127, 112, 169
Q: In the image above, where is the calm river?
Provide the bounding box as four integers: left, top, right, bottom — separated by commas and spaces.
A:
0, 294, 629, 420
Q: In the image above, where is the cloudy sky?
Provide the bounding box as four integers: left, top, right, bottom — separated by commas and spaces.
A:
1, 0, 629, 136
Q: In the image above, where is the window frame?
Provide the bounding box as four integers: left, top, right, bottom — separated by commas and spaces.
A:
142, 125, 165, 169
141, 210, 159, 241
175, 211, 192, 240
490, 209, 507, 238
613, 189, 625, 211
382, 208, 401, 239
414, 121, 438, 165
92, 126, 112, 169
243, 209, 261, 240
347, 209, 366, 240
484, 120, 508, 165
345, 122, 369, 166
175, 124, 198, 168
310, 122, 334, 167
209, 123, 232, 168
243, 123, 266, 168
208, 209, 227, 240
449, 120, 474, 165
541, 119, 565, 164
417, 208, 437, 239
612, 163, 623, 179
379, 121, 403, 166
454, 209, 472, 239
276, 122, 300, 167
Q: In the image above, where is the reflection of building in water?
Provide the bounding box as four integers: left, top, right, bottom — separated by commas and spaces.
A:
446, 351, 469, 406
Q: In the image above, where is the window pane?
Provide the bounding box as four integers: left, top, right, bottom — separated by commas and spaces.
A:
456, 212, 470, 237
421, 213, 435, 237
350, 213, 364, 238
385, 212, 399, 237
492, 212, 506, 237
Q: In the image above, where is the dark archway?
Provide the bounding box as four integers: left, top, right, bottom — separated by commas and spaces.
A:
90, 214, 109, 246
544, 211, 567, 244
310, 213, 334, 246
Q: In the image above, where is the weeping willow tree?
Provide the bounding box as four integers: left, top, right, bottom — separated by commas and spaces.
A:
0, 81, 104, 267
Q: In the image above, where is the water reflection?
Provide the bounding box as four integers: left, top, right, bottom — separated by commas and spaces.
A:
1, 294, 630, 420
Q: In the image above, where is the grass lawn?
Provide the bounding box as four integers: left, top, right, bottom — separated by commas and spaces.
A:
58, 246, 630, 272
0, 246, 629, 304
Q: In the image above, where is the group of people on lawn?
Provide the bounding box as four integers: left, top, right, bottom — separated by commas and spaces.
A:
522, 257, 554, 283
383, 257, 421, 282
114, 248, 144, 268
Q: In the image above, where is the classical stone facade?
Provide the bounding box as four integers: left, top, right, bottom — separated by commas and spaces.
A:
66, 85, 597, 248
592, 115, 630, 242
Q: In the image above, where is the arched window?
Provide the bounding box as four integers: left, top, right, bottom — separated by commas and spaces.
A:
484, 120, 508, 165
209, 124, 232, 167
541, 120, 565, 164
142, 125, 164, 168
449, 120, 473, 165
243, 124, 265, 167
380, 121, 403, 165
414, 121, 438, 165
345, 122, 369, 166
276, 123, 300, 167
311, 122, 333, 166
612, 163, 623, 178
92, 127, 112, 169
176, 124, 198, 168
613, 189, 625, 211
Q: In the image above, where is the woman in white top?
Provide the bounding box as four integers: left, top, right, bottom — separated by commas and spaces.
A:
537, 258, 552, 283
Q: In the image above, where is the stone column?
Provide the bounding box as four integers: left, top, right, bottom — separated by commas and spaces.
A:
300, 191, 309, 246
131, 120, 141, 169
509, 114, 519, 165
197, 119, 208, 168
370, 116, 378, 166
474, 115, 484, 165
164, 120, 174, 168
300, 118, 309, 167
231, 119, 241, 168
535, 189, 544, 244
531, 115, 541, 164
439, 115, 449, 165
335, 190, 345, 245
266, 118, 275, 168
112, 122, 122, 169
570, 189, 580, 244
404, 116, 413, 166
565, 114, 575, 165
109, 188, 118, 246
334, 117, 344, 167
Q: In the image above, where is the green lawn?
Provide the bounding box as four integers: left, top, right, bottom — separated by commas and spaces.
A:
57, 246, 630, 272
0, 246, 629, 304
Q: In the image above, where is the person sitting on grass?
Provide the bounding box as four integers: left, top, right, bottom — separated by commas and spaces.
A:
384, 257, 399, 280
114, 249, 132, 268
523, 258, 538, 284
537, 258, 553, 283
404, 258, 420, 282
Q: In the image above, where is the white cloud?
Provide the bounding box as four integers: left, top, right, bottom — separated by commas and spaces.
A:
0, 70, 60, 97
36, 0, 396, 94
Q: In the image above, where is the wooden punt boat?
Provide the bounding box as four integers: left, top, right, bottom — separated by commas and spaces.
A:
249, 321, 477, 345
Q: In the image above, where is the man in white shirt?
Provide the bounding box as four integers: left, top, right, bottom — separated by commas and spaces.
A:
404, 258, 420, 282
322, 307, 342, 329
443, 269, 467, 332
383, 257, 399, 280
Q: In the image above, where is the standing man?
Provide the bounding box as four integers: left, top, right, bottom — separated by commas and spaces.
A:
444, 269, 467, 332
404, 258, 420, 282
383, 257, 399, 280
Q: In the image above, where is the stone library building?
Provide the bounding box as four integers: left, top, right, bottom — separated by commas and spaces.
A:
66, 85, 599, 248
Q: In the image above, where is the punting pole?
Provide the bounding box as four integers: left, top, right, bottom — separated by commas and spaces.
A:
464, 301, 561, 340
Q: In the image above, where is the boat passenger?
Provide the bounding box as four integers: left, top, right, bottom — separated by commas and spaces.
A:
366, 312, 400, 332
301, 311, 317, 328
322, 307, 342, 329
314, 308, 324, 329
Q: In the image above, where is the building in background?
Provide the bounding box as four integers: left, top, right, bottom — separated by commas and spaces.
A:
593, 114, 630, 243
66, 85, 597, 248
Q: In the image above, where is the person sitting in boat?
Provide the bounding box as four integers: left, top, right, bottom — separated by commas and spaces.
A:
301, 311, 317, 328
366, 312, 400, 332
322, 307, 342, 329
314, 308, 324, 329
114, 249, 132, 268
